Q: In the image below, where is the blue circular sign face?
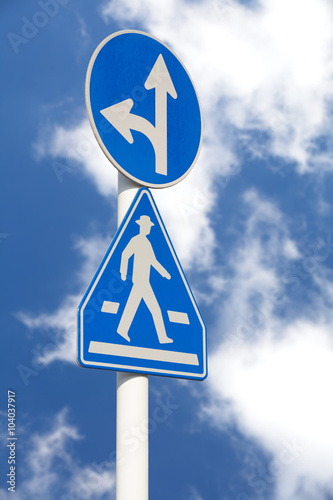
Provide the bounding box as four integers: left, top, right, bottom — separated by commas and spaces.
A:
86, 30, 203, 188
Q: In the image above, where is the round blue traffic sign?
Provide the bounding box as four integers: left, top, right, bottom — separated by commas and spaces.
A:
86, 30, 203, 188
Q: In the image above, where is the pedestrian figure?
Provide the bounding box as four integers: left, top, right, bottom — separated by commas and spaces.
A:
117, 215, 173, 344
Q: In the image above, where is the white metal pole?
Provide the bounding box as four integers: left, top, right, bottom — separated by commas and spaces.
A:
116, 172, 149, 500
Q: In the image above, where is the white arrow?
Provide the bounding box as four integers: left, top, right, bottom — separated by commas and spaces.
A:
144, 54, 177, 175
100, 98, 156, 145
100, 54, 177, 176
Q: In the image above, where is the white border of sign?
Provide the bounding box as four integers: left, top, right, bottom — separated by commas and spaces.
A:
85, 30, 203, 189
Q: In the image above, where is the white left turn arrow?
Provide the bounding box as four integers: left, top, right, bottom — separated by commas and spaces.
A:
100, 54, 177, 176
100, 98, 157, 145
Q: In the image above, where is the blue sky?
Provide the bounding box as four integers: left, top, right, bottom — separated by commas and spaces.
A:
2, 0, 333, 499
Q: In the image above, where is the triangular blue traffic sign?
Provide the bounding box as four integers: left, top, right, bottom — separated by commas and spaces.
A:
77, 188, 207, 380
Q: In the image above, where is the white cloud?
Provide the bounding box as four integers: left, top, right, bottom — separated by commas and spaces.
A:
36, 113, 224, 271
0, 410, 115, 500
102, 0, 333, 172
15, 206, 219, 367
31, 3, 333, 496
69, 462, 116, 500
16, 234, 111, 366
207, 322, 333, 500
199, 190, 333, 500
36, 0, 333, 273
35, 118, 118, 196
152, 160, 218, 270
17, 293, 79, 365
215, 188, 301, 340
188, 486, 205, 500
22, 410, 82, 498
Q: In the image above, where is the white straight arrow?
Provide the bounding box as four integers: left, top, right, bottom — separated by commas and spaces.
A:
100, 54, 177, 176
144, 54, 177, 175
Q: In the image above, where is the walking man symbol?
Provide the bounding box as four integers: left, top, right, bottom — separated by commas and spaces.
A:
117, 215, 173, 344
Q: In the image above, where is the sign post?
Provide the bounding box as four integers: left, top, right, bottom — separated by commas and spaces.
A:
116, 173, 148, 500
117, 372, 148, 500
79, 30, 205, 500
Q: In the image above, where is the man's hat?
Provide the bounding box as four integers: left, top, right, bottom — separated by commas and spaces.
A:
135, 215, 154, 227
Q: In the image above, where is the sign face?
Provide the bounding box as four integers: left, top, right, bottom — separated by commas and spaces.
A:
85, 30, 202, 188
77, 189, 207, 380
